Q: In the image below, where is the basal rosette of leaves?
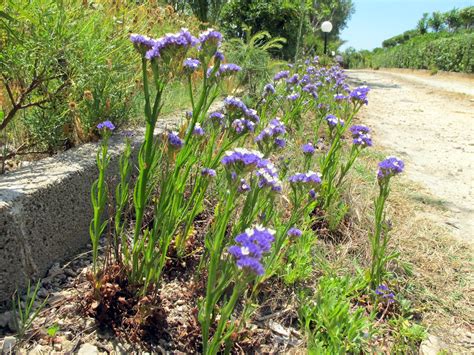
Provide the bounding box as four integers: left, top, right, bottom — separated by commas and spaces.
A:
90, 30, 404, 353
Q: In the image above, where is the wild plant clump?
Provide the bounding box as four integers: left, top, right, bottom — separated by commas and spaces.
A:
89, 29, 404, 353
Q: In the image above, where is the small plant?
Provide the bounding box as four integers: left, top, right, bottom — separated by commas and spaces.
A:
12, 280, 48, 339
89, 120, 115, 282
369, 157, 404, 288
299, 275, 372, 353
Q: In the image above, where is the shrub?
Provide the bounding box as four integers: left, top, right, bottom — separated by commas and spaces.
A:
372, 32, 473, 73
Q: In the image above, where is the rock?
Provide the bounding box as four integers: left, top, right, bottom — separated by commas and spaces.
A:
77, 343, 99, 355
419, 334, 445, 355
2, 336, 17, 354
0, 311, 15, 331
47, 263, 64, 278
37, 287, 49, 298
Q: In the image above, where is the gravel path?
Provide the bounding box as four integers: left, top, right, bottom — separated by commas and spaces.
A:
347, 70, 474, 243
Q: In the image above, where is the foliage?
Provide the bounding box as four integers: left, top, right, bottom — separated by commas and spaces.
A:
220, 0, 302, 59
299, 275, 372, 353
12, 280, 48, 339
0, 0, 195, 158
372, 32, 474, 73
223, 25, 286, 96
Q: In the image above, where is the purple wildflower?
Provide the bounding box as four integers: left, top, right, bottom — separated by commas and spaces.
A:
302, 143, 315, 155
168, 131, 183, 149
217, 63, 242, 77
274, 70, 290, 81
287, 227, 302, 237
326, 114, 344, 128
97, 120, 115, 131
193, 123, 205, 136
334, 93, 347, 101
309, 189, 317, 200
350, 125, 372, 147
274, 138, 286, 148
287, 92, 300, 101
183, 58, 201, 73
244, 108, 260, 123
263, 83, 276, 95
145, 28, 198, 60
209, 111, 225, 126
130, 34, 155, 53
289, 171, 322, 186
377, 157, 404, 180
238, 178, 251, 192
232, 119, 255, 134
286, 74, 299, 85
199, 28, 223, 55
375, 285, 395, 304
224, 96, 247, 113
221, 148, 263, 172
228, 226, 276, 275
201, 168, 217, 178
214, 51, 225, 62
350, 86, 370, 105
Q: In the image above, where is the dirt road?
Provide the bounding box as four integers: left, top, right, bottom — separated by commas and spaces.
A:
347, 70, 474, 243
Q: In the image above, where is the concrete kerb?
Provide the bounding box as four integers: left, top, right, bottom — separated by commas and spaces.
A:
0, 115, 183, 305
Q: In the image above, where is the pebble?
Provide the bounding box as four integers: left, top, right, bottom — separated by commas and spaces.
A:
77, 343, 99, 355
2, 336, 17, 354
419, 334, 445, 355
0, 311, 15, 331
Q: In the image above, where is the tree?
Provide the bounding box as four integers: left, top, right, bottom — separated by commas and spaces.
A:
220, 0, 302, 59
444, 8, 463, 32
417, 12, 429, 34
459, 6, 474, 29
168, 0, 227, 24
428, 11, 445, 32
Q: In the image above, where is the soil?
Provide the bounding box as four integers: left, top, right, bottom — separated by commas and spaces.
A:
347, 69, 474, 243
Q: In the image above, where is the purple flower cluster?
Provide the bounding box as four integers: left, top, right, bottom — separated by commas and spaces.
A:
263, 83, 275, 95
214, 51, 225, 62
274, 70, 290, 81
244, 108, 260, 123
255, 160, 282, 192
193, 123, 205, 136
228, 226, 275, 275
375, 285, 395, 304
289, 171, 322, 186
217, 63, 242, 77
326, 114, 344, 128
287, 227, 302, 237
209, 111, 225, 126
301, 142, 315, 155
201, 168, 216, 177
97, 120, 115, 131
377, 156, 404, 180
221, 148, 264, 171
350, 86, 370, 105
286, 74, 299, 85
168, 131, 183, 149
238, 178, 251, 192
130, 34, 154, 53
143, 28, 198, 60
287, 92, 300, 101
255, 118, 286, 145
232, 118, 255, 134
350, 125, 372, 147
334, 93, 348, 101
199, 29, 223, 54
224, 96, 247, 113
183, 58, 201, 72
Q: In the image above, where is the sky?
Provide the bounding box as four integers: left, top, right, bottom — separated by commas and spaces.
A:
340, 0, 473, 51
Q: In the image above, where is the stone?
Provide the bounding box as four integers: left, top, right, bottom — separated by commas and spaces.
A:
2, 336, 17, 354
419, 334, 445, 355
77, 343, 99, 355
0, 311, 15, 331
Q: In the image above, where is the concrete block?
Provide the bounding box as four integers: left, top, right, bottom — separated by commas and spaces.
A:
0, 116, 181, 305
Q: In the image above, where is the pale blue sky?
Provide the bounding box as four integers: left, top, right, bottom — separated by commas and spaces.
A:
340, 0, 473, 50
